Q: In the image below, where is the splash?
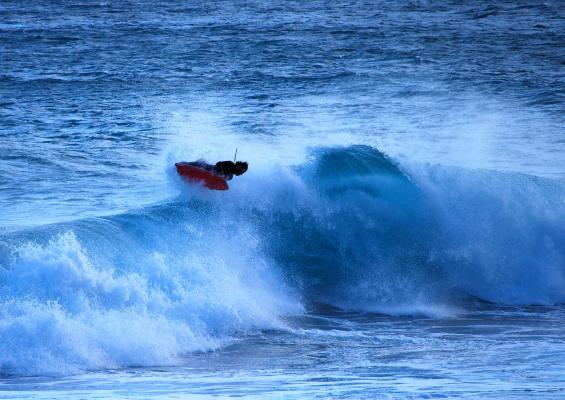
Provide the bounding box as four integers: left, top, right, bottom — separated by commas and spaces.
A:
0, 221, 301, 375
1, 145, 563, 375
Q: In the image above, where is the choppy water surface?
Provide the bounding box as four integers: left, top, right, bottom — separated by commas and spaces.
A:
2, 305, 565, 399
1, 1, 564, 399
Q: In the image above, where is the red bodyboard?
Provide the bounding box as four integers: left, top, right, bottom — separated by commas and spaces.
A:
175, 162, 229, 191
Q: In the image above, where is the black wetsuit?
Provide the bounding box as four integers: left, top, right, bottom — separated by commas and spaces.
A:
213, 161, 236, 180
187, 160, 235, 180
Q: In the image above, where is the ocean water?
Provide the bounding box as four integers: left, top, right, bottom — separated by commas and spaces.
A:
1, 1, 564, 399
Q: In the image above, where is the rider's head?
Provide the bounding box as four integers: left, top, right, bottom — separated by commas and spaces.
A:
234, 161, 248, 176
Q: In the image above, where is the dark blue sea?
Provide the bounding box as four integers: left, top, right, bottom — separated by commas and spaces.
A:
1, 1, 564, 399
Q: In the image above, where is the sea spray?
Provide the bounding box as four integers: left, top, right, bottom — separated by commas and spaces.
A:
0, 215, 301, 375
1, 145, 564, 375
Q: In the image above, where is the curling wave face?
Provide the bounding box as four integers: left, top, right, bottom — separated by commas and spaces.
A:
1, 145, 564, 375
277, 146, 565, 310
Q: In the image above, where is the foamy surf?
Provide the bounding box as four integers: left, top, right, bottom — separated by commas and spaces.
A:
1, 145, 563, 376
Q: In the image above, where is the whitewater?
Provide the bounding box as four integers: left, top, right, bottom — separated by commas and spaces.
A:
1, 1, 564, 399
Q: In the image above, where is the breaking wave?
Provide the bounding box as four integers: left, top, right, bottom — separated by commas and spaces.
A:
1, 145, 563, 375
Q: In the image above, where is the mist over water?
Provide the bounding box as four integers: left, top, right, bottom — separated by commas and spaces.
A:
1, 0, 564, 398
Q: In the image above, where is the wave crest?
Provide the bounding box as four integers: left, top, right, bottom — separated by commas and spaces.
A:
1, 145, 564, 375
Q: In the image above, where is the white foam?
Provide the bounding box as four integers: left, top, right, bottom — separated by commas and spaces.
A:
0, 231, 302, 376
